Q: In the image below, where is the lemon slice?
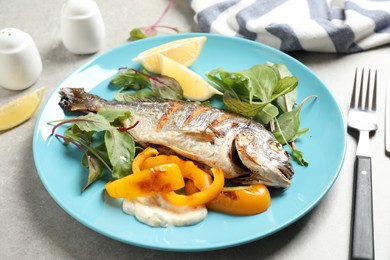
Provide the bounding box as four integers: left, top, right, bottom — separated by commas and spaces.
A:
0, 86, 45, 131
133, 36, 207, 74
160, 55, 222, 101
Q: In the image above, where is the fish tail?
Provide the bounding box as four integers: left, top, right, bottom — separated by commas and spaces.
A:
59, 88, 107, 112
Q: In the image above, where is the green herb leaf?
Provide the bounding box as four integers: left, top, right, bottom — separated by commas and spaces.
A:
129, 27, 157, 41
105, 129, 135, 179
255, 103, 279, 125
292, 149, 308, 166
271, 76, 298, 99
240, 64, 279, 102
206, 68, 245, 99
98, 109, 131, 124
115, 89, 157, 101
72, 113, 113, 132
274, 95, 316, 144
273, 105, 302, 144
111, 68, 184, 100
81, 154, 104, 191
110, 68, 150, 91
223, 92, 266, 118
150, 75, 183, 100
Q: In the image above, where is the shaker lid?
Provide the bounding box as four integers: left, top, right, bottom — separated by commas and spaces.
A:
0, 28, 32, 53
62, 0, 97, 19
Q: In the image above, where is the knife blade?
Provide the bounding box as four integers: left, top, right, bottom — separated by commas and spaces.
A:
386, 79, 390, 154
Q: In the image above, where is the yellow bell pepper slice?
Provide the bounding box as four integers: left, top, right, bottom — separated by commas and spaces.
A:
132, 146, 159, 173
105, 163, 185, 199
186, 180, 271, 215
163, 168, 224, 207
141, 154, 212, 189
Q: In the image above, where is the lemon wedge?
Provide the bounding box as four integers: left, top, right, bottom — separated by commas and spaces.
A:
160, 55, 222, 101
0, 86, 45, 131
133, 36, 207, 74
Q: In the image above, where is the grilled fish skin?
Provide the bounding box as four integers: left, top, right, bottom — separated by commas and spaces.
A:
59, 88, 294, 188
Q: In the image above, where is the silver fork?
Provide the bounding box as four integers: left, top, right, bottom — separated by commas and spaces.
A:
348, 68, 377, 260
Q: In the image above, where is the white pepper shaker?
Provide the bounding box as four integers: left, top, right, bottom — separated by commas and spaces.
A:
60, 0, 105, 54
0, 28, 42, 90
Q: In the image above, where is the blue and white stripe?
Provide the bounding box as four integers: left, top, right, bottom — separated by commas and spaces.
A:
189, 0, 390, 53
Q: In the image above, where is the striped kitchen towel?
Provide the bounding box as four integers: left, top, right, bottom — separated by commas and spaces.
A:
188, 0, 390, 53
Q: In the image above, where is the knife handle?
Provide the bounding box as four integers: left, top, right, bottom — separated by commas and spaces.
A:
351, 155, 375, 260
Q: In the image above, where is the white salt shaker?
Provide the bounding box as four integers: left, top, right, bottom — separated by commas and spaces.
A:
60, 0, 105, 55
0, 28, 42, 90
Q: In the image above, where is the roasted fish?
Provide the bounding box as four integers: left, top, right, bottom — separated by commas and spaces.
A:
59, 88, 294, 188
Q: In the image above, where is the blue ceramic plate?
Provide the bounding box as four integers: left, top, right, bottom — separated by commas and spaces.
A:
33, 33, 346, 251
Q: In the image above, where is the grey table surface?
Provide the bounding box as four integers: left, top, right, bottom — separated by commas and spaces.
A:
1, 1, 390, 259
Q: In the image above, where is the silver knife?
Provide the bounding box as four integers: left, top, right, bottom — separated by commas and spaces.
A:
386, 79, 390, 154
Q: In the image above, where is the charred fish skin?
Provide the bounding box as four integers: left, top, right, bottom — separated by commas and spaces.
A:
59, 88, 294, 188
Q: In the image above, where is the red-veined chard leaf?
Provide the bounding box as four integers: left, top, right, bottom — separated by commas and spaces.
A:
81, 153, 104, 191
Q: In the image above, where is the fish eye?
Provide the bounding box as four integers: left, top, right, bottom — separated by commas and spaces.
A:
268, 140, 284, 152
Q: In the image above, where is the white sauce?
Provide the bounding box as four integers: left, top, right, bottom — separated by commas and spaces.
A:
122, 194, 207, 227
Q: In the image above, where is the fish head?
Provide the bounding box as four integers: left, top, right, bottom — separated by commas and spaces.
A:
233, 128, 294, 188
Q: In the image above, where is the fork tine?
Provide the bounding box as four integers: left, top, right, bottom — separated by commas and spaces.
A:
350, 68, 358, 108
372, 70, 377, 111
358, 69, 364, 109
365, 69, 371, 110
